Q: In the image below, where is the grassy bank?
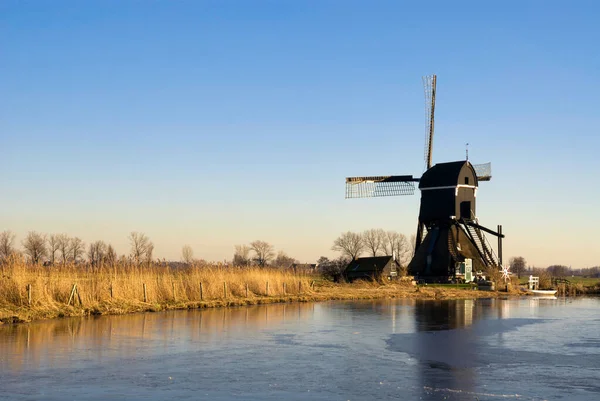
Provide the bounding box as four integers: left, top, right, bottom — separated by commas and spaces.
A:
517, 276, 600, 295
1, 260, 516, 324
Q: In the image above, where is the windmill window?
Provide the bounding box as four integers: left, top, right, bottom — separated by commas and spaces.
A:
464, 177, 469, 185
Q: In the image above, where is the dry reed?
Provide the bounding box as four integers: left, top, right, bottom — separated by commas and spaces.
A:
0, 257, 509, 324
0, 257, 314, 323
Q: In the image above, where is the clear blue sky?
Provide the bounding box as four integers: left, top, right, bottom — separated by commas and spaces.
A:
2, 1, 599, 267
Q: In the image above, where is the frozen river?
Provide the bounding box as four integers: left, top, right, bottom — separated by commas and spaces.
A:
1, 297, 599, 400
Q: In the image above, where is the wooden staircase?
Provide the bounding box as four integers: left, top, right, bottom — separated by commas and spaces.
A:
460, 221, 499, 267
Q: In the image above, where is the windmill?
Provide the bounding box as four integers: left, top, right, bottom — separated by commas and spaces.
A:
344, 75, 504, 282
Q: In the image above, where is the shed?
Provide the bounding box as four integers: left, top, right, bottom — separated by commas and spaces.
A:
343, 256, 400, 282
291, 263, 317, 273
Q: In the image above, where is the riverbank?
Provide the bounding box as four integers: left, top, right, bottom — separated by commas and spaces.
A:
2, 286, 506, 324
0, 263, 515, 324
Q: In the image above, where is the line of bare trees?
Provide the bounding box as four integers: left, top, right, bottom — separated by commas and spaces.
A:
1, 231, 87, 265
231, 240, 297, 268
508, 256, 600, 279
3, 230, 300, 270
0, 230, 153, 267
331, 229, 413, 264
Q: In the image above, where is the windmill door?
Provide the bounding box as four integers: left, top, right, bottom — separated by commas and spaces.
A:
460, 201, 472, 220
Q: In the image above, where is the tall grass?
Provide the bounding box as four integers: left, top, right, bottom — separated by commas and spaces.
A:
0, 257, 516, 324
0, 256, 315, 322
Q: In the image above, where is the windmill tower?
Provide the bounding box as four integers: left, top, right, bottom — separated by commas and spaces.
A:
344, 75, 504, 282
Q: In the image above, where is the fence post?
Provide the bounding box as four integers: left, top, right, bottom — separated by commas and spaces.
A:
283, 282, 286, 295
27, 284, 32, 306
110, 283, 113, 299
223, 282, 227, 298
266, 281, 269, 296
200, 282, 204, 301
245, 282, 249, 298
298, 281, 301, 293
143, 283, 148, 302
172, 281, 176, 301
67, 284, 77, 306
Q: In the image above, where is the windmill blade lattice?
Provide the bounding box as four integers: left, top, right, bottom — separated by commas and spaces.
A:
423, 75, 437, 170
345, 175, 417, 199
473, 162, 492, 181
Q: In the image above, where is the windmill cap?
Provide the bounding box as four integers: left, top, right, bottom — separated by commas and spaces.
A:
419, 160, 478, 189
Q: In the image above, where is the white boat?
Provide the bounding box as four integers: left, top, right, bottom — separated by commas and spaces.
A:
527, 276, 558, 296
530, 289, 558, 296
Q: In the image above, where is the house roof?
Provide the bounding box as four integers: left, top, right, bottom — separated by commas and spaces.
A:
345, 256, 395, 273
292, 263, 316, 269
419, 160, 476, 189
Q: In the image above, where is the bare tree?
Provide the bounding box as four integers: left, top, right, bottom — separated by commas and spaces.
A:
233, 244, 251, 267
509, 256, 527, 279
318, 256, 350, 281
383, 231, 411, 264
22, 231, 47, 265
250, 240, 275, 267
0, 230, 16, 262
129, 232, 153, 266
57, 233, 71, 264
71, 237, 85, 264
409, 233, 417, 258
363, 229, 385, 257
145, 243, 154, 266
88, 240, 107, 267
547, 264, 570, 278
531, 267, 552, 289
398, 234, 411, 265
273, 251, 296, 268
580, 266, 600, 278
47, 234, 61, 265
383, 231, 398, 256
316, 256, 331, 267
181, 245, 194, 264
332, 231, 364, 260
105, 244, 117, 266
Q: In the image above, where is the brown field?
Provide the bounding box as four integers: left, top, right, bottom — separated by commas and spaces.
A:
0, 258, 541, 324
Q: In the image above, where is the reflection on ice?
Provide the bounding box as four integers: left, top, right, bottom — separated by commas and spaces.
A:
1, 298, 599, 401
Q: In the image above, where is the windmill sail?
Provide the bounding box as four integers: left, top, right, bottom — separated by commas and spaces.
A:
345, 175, 418, 198
473, 162, 492, 181
423, 75, 436, 170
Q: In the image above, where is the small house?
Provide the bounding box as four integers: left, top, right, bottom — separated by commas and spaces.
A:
291, 263, 317, 274
343, 256, 401, 282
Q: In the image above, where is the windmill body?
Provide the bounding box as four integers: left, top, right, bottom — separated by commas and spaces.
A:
418, 160, 477, 224
410, 160, 501, 281
344, 76, 503, 283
